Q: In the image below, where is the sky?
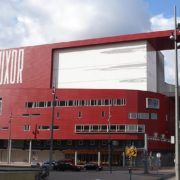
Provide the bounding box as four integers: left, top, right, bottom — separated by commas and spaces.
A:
0, 0, 180, 84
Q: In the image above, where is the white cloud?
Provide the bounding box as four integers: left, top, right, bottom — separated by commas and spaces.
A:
0, 0, 179, 85
150, 14, 180, 31
0, 0, 151, 48
150, 14, 180, 84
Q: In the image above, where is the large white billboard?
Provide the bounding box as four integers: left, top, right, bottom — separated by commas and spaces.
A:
53, 41, 147, 90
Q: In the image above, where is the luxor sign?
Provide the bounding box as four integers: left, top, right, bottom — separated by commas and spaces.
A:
0, 49, 24, 85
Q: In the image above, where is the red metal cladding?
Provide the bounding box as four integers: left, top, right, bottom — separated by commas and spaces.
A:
0, 88, 174, 147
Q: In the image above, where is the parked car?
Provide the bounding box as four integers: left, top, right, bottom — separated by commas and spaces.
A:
31, 161, 40, 168
42, 160, 57, 170
84, 163, 102, 171
56, 161, 81, 171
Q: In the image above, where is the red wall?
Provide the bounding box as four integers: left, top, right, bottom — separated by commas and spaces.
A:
0, 88, 174, 147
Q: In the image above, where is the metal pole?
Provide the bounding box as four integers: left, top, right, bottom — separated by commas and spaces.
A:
49, 87, 56, 169
75, 151, 77, 166
28, 140, 32, 164
7, 112, 12, 164
174, 6, 180, 180
98, 151, 101, 167
108, 105, 112, 174
144, 133, 148, 174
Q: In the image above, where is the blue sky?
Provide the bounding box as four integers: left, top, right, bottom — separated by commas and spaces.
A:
148, 0, 180, 17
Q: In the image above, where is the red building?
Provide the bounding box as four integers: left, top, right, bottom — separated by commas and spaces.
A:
0, 30, 179, 166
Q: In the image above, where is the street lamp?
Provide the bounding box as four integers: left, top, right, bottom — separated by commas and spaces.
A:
169, 6, 180, 180
108, 105, 112, 174
7, 112, 12, 164
49, 86, 56, 169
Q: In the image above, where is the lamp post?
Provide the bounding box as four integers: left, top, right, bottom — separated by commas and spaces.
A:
170, 6, 180, 180
49, 86, 56, 169
144, 133, 148, 174
108, 105, 112, 174
7, 112, 12, 164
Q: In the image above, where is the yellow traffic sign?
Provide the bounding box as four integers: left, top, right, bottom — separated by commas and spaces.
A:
125, 146, 137, 157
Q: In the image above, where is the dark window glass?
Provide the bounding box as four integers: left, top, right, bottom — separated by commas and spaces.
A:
82, 100, 85, 106
69, 100, 73, 106
76, 126, 81, 132
78, 112, 82, 118
101, 111, 105, 117
98, 100, 101, 106
105, 99, 109, 105
53, 125, 59, 130
101, 125, 107, 131
60, 101, 66, 106
117, 99, 121, 105
84, 126, 89, 131
47, 101, 52, 107
27, 102, 33, 108
110, 125, 116, 131
39, 102, 44, 107
92, 125, 99, 131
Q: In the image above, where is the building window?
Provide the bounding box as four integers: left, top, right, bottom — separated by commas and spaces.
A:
1, 127, 8, 130
138, 125, 145, 133
105, 99, 109, 105
47, 101, 52, 107
128, 113, 137, 119
39, 102, 45, 107
84, 125, 90, 132
91, 125, 99, 132
146, 98, 160, 109
101, 111, 105, 118
22, 113, 40, 117
117, 125, 125, 132
101, 125, 107, 132
125, 125, 138, 133
138, 113, 149, 119
53, 125, 59, 130
78, 111, 82, 118
110, 125, 116, 132
75, 124, 144, 134
25, 98, 127, 109
75, 125, 82, 132
24, 125, 30, 131
150, 113, 157, 120
38, 125, 50, 130
60, 101, 66, 106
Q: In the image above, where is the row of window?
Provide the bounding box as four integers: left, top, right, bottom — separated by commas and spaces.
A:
0, 125, 59, 131
75, 124, 145, 133
25, 98, 127, 108
128, 113, 158, 120
22, 113, 40, 117
21, 112, 157, 120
